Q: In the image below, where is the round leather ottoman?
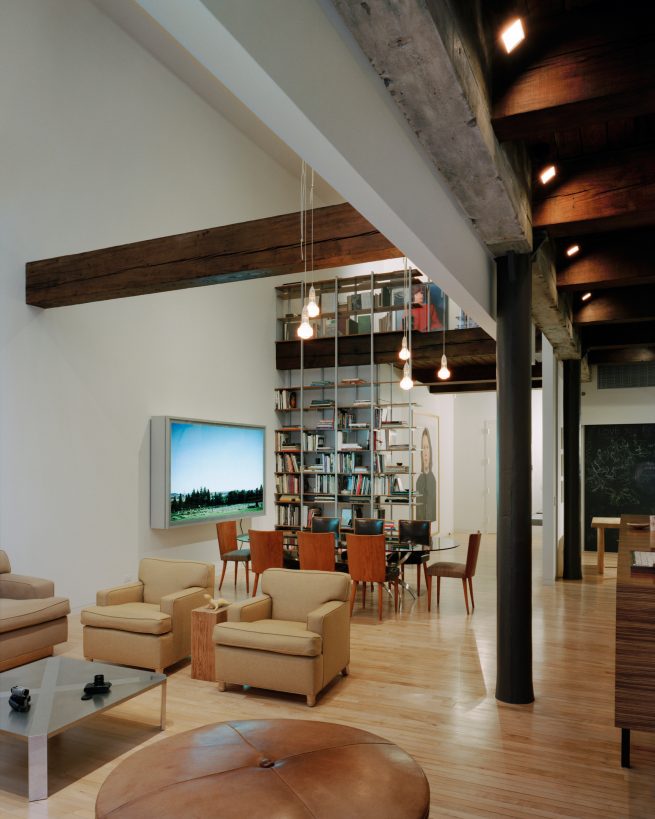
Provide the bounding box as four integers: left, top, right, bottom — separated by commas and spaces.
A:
96, 719, 430, 819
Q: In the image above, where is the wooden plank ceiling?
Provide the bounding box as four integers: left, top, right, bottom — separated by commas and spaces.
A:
488, 0, 655, 367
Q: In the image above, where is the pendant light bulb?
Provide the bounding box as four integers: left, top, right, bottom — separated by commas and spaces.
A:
399, 335, 411, 361
399, 361, 413, 391
297, 304, 314, 340
437, 354, 451, 380
306, 285, 320, 318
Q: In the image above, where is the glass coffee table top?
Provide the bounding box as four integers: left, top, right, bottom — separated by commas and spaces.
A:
0, 656, 166, 801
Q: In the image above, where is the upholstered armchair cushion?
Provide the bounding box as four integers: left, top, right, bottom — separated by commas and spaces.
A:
215, 620, 322, 657
80, 603, 170, 635
140, 558, 213, 604
262, 568, 350, 621
0, 597, 70, 633
0, 550, 56, 599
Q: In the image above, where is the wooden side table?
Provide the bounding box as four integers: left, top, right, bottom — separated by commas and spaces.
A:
191, 606, 228, 681
591, 516, 620, 574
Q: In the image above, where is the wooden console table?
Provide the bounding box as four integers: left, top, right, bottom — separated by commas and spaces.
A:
191, 606, 228, 681
591, 516, 620, 574
614, 515, 655, 767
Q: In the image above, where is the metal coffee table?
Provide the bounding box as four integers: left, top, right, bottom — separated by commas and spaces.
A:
0, 656, 166, 801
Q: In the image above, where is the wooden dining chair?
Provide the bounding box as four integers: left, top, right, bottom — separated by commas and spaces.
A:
346, 534, 399, 622
216, 521, 250, 593
425, 531, 482, 614
398, 519, 431, 595
248, 530, 284, 596
298, 531, 335, 571
353, 518, 384, 535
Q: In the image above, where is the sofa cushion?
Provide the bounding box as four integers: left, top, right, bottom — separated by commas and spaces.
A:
214, 620, 322, 657
81, 603, 171, 635
0, 596, 70, 634
261, 568, 351, 622
0, 550, 10, 574
140, 558, 212, 604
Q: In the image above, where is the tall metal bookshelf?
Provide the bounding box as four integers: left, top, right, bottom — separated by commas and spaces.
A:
274, 271, 423, 542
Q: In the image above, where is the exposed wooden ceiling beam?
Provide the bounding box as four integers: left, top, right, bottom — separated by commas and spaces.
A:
492, 12, 655, 142
557, 228, 655, 291
533, 146, 655, 237
581, 322, 655, 351
588, 347, 655, 365
414, 363, 542, 386
574, 285, 655, 325
276, 329, 495, 370
26, 204, 399, 308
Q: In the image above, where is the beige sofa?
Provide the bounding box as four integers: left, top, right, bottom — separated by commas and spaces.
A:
0, 549, 70, 671
214, 568, 351, 706
81, 557, 214, 673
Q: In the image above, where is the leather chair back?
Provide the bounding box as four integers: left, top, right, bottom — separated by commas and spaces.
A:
248, 530, 284, 575
311, 517, 340, 538
298, 532, 335, 572
216, 520, 238, 558
354, 518, 384, 535
398, 519, 430, 545
345, 534, 386, 584
465, 532, 482, 578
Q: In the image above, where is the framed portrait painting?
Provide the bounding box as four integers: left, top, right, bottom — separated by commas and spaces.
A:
413, 411, 439, 532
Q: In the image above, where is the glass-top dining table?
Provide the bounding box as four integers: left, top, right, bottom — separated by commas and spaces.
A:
236, 532, 459, 597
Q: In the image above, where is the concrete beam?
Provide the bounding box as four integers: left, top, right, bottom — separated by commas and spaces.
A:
532, 241, 581, 360
333, 0, 532, 256
116, 0, 496, 336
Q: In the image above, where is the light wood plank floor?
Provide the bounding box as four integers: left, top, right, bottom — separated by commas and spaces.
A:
1, 532, 653, 818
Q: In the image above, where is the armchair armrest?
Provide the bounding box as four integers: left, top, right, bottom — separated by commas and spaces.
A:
307, 600, 347, 636
96, 582, 144, 606
0, 574, 54, 600
227, 595, 272, 623
159, 586, 207, 619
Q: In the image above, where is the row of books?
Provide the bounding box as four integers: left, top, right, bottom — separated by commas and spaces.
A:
275, 474, 300, 493
304, 474, 336, 494
274, 389, 298, 410
276, 453, 300, 473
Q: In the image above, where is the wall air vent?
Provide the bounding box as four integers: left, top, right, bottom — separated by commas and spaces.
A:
598, 362, 655, 389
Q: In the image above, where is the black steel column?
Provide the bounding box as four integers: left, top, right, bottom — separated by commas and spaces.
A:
563, 359, 582, 579
495, 251, 534, 704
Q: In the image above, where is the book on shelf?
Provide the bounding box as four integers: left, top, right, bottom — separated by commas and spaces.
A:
310, 380, 334, 387
278, 495, 300, 503
341, 377, 368, 386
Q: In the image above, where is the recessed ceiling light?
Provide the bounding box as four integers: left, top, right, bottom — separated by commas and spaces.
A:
501, 19, 525, 54
581, 292, 592, 302
539, 165, 557, 185
566, 244, 580, 257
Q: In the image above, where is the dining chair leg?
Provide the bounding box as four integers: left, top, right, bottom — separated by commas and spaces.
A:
377, 584, 383, 622
218, 561, 228, 591
468, 577, 475, 610
393, 580, 399, 613
252, 574, 259, 597
350, 582, 357, 615
427, 575, 432, 611
245, 561, 250, 594
437, 576, 441, 606
362, 582, 367, 609
234, 560, 238, 588
462, 578, 470, 614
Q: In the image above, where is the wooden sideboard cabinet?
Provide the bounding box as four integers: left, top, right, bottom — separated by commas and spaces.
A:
614, 515, 655, 767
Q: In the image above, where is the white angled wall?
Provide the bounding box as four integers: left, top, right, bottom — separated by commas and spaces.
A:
0, 0, 308, 607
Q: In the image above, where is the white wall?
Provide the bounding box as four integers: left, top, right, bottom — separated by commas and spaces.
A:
0, 0, 311, 607
453, 390, 544, 532
582, 371, 655, 425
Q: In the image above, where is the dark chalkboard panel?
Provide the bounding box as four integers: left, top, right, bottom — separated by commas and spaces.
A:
584, 424, 655, 552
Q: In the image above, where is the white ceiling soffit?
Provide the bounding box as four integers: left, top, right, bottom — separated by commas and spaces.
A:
92, 0, 342, 206
107, 0, 496, 335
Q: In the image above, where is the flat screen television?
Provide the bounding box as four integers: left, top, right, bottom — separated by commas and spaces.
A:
150, 417, 265, 529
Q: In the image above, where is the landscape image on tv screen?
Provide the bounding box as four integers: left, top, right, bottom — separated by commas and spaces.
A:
169, 420, 264, 524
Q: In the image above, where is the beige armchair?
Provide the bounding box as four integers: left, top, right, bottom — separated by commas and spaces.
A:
81, 557, 214, 673
214, 568, 351, 706
0, 549, 70, 671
